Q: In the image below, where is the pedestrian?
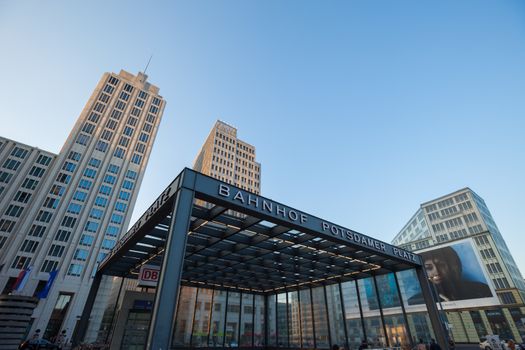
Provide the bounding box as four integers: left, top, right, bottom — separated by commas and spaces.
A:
508, 339, 516, 350
416, 338, 427, 350
448, 338, 456, 350
57, 330, 67, 350
429, 339, 442, 350
332, 344, 340, 350
359, 339, 368, 350
31, 329, 41, 340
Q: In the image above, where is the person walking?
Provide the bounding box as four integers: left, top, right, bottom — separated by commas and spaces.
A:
429, 339, 442, 350
416, 338, 427, 350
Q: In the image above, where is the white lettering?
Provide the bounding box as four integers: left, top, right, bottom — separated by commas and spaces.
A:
300, 214, 308, 223
233, 191, 245, 203
276, 205, 286, 217
288, 210, 298, 221
263, 200, 273, 212
248, 195, 259, 208
322, 222, 330, 231
219, 184, 230, 197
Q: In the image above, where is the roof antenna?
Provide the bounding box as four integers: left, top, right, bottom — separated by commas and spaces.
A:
143, 55, 153, 74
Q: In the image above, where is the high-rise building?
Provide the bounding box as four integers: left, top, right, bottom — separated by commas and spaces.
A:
193, 120, 261, 194
0, 70, 165, 342
392, 188, 525, 342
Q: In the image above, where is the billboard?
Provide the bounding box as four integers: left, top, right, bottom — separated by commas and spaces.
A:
407, 238, 498, 309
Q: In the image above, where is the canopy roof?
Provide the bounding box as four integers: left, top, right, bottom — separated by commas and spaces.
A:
98, 168, 421, 293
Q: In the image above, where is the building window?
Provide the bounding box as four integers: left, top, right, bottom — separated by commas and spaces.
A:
48, 244, 65, 257
115, 202, 127, 212
36, 210, 53, 223
3, 159, 21, 171
131, 154, 142, 165
11, 147, 29, 159
20, 239, 39, 253
11, 256, 31, 269
88, 158, 101, 168
114, 147, 125, 159
84, 221, 99, 233
99, 185, 112, 196
29, 225, 46, 237
94, 196, 108, 207
79, 234, 94, 246
102, 239, 115, 250
95, 141, 108, 153
41, 260, 58, 273
106, 226, 119, 237
54, 230, 71, 242
73, 190, 88, 202
104, 174, 116, 184
78, 179, 92, 190
119, 191, 131, 201
67, 203, 82, 214
76, 133, 90, 146
67, 264, 83, 276
74, 249, 89, 261
108, 164, 120, 174
61, 216, 77, 228
90, 208, 103, 219
84, 168, 97, 179
110, 214, 123, 224
5, 205, 24, 218
36, 155, 52, 166
122, 180, 134, 190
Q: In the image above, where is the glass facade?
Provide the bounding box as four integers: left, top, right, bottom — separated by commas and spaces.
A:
163, 269, 434, 349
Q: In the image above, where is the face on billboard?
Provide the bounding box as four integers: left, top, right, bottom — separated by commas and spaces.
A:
407, 239, 496, 307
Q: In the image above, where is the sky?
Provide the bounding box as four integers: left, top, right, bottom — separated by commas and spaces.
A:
1, 1, 525, 272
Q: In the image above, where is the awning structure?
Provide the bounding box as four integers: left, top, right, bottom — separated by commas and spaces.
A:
98, 169, 421, 292
75, 168, 446, 350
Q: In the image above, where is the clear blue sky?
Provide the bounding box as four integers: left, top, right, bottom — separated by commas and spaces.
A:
1, 1, 525, 271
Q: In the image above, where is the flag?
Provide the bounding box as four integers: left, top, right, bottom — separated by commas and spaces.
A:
13, 266, 32, 292
37, 270, 58, 299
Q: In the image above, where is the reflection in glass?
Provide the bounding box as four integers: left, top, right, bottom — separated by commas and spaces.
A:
341, 280, 364, 349
277, 293, 288, 347
267, 294, 277, 347
210, 290, 227, 347
376, 274, 401, 309
358, 278, 386, 347
240, 294, 254, 347
288, 291, 301, 347
383, 314, 409, 348
326, 284, 346, 347
225, 292, 240, 347
406, 313, 435, 343
312, 286, 330, 349
396, 269, 424, 308
254, 295, 265, 347
173, 287, 198, 346
300, 289, 315, 348
192, 288, 213, 346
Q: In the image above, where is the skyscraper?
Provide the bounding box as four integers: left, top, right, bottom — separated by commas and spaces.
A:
392, 188, 525, 342
0, 70, 165, 341
193, 120, 261, 194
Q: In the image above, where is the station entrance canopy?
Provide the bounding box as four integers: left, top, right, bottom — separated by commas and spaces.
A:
74, 168, 446, 350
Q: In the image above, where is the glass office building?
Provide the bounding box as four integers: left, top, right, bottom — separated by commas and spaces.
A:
74, 169, 446, 350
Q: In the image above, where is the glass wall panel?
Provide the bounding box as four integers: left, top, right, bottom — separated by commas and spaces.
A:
288, 291, 301, 347
173, 286, 198, 347
210, 290, 227, 347
396, 269, 426, 310
225, 292, 240, 347
383, 314, 409, 348
470, 311, 487, 340
267, 294, 277, 347
358, 278, 386, 348
300, 289, 315, 348
376, 274, 409, 348
406, 313, 435, 344
341, 280, 364, 349
240, 294, 254, 347
326, 284, 346, 348
312, 286, 330, 349
192, 288, 214, 347
254, 295, 265, 347
277, 293, 288, 347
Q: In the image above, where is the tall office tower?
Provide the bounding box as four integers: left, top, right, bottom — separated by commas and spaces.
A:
0, 70, 165, 342
193, 120, 261, 194
392, 188, 525, 342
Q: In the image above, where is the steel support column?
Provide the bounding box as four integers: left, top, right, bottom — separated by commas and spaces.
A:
338, 282, 350, 350
416, 267, 448, 350
354, 279, 368, 343
71, 272, 103, 347
146, 186, 195, 350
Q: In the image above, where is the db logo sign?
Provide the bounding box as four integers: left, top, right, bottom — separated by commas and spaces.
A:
138, 265, 160, 287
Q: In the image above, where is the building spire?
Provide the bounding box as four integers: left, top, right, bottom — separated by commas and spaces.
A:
144, 55, 153, 75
